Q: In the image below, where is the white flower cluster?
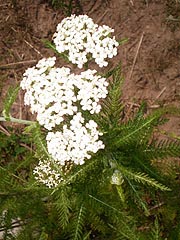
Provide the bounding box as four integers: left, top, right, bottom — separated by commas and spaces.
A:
21, 58, 108, 130
20, 15, 120, 187
33, 159, 63, 188
46, 112, 105, 166
21, 57, 78, 130
53, 14, 119, 68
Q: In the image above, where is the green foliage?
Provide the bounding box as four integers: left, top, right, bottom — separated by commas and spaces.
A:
54, 187, 71, 229
24, 123, 49, 159
1, 65, 180, 239
43, 40, 70, 63
2, 85, 20, 120
146, 139, 180, 160
100, 64, 124, 128
150, 218, 162, 240
71, 204, 86, 240
118, 167, 171, 191
50, 0, 83, 16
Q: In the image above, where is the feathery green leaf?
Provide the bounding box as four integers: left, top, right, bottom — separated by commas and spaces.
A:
121, 168, 170, 191
54, 187, 71, 229
2, 85, 20, 120
72, 204, 86, 240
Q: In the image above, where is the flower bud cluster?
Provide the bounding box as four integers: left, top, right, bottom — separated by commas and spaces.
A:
111, 170, 124, 186
53, 14, 119, 68
46, 112, 105, 166
21, 58, 108, 130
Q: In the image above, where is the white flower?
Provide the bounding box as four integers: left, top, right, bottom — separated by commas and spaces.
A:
53, 14, 119, 68
46, 113, 105, 166
33, 159, 63, 188
36, 57, 56, 69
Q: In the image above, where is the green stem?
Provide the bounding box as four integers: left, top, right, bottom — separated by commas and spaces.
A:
0, 116, 35, 125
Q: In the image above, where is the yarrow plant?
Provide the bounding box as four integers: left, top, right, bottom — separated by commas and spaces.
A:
2, 13, 180, 240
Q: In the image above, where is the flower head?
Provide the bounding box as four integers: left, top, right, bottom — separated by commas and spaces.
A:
21, 59, 108, 129
53, 14, 119, 68
46, 112, 105, 166
33, 159, 63, 188
21, 57, 78, 130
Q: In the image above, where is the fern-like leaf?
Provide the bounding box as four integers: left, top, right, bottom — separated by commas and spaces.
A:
88, 194, 139, 239
145, 139, 180, 161
39, 228, 48, 240
24, 123, 49, 158
100, 64, 124, 127
72, 204, 86, 240
113, 108, 168, 148
2, 85, 20, 120
82, 231, 91, 240
116, 185, 126, 204
54, 187, 71, 229
125, 176, 150, 215
150, 218, 162, 240
87, 212, 107, 234
64, 158, 100, 185
121, 167, 170, 191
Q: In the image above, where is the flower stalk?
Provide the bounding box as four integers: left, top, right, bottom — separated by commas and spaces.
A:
0, 116, 35, 125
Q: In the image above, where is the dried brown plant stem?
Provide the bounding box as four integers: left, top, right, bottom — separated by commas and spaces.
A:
0, 60, 37, 69
24, 39, 43, 57
128, 32, 144, 81
153, 86, 166, 102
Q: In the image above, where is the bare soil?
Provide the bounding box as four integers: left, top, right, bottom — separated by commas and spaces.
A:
0, 0, 180, 134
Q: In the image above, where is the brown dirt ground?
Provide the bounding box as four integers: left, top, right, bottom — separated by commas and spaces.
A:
0, 0, 180, 136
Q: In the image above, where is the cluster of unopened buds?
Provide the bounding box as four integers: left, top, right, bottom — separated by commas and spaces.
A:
21, 14, 119, 188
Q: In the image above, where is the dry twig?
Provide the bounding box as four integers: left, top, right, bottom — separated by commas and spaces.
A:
154, 87, 166, 102
24, 40, 43, 57
0, 60, 37, 69
128, 32, 144, 81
